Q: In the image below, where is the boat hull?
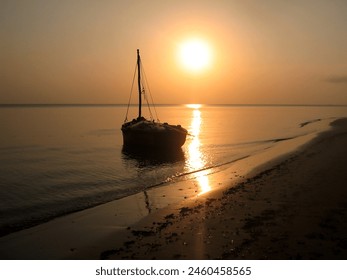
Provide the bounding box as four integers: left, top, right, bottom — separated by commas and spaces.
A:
121, 121, 187, 149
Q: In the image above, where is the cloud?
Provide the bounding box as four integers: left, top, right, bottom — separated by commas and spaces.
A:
325, 75, 347, 84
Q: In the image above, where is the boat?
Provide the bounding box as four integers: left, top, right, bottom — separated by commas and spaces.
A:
121, 49, 187, 150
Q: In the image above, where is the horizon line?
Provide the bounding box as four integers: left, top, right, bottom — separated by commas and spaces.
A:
1, 103, 347, 107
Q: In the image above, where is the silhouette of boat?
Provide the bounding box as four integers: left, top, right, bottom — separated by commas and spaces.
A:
121, 50, 187, 150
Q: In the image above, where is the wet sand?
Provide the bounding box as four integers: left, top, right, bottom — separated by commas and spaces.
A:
1, 118, 347, 259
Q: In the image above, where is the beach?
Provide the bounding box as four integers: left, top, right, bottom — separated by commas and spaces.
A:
1, 118, 347, 260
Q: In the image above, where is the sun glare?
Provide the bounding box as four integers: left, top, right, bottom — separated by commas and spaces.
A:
186, 106, 212, 195
186, 104, 202, 109
178, 39, 212, 72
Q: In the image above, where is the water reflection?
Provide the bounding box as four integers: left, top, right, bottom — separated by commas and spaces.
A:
122, 146, 185, 167
186, 104, 211, 195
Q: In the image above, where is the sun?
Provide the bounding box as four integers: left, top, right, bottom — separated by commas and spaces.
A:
178, 39, 212, 73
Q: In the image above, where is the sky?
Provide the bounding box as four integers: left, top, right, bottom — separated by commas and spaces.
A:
1, 0, 347, 105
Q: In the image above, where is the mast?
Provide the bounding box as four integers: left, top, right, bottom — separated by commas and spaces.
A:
137, 49, 142, 118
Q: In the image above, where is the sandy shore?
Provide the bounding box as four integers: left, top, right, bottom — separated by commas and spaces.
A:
1, 118, 347, 259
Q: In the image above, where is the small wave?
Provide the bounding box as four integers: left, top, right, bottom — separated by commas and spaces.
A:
0, 145, 41, 152
144, 154, 251, 191
299, 118, 322, 127
223, 137, 296, 148
87, 128, 116, 136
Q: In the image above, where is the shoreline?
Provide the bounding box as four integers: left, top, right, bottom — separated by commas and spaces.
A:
1, 118, 346, 259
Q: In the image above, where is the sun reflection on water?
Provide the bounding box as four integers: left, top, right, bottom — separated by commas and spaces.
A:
186, 105, 211, 195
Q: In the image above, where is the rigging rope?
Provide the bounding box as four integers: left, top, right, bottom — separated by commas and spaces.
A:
141, 62, 160, 122
124, 62, 138, 122
143, 86, 154, 120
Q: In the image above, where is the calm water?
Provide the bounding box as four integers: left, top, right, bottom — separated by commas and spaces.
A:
0, 104, 347, 235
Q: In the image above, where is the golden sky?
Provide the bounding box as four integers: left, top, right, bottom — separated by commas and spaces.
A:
1, 0, 347, 105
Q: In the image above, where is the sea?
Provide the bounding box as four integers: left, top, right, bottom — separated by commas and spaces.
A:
0, 104, 346, 236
